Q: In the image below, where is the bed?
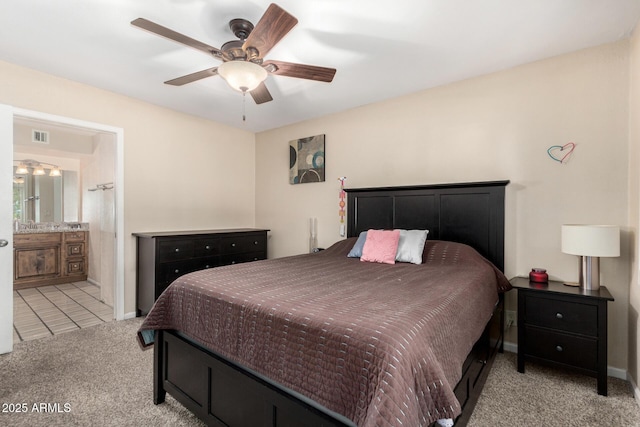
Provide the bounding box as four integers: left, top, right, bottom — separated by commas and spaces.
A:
138, 180, 510, 427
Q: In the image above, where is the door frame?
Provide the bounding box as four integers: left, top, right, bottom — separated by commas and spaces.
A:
0, 104, 14, 354
1, 106, 125, 353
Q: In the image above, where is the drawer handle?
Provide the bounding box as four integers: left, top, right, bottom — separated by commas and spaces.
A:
556, 312, 563, 320
231, 243, 236, 247
175, 248, 180, 253
174, 269, 180, 273
254, 241, 258, 245
205, 265, 211, 269
556, 345, 563, 352
205, 245, 211, 250
231, 261, 236, 264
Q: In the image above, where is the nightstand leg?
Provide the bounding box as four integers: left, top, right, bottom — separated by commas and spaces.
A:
597, 375, 607, 396
517, 292, 524, 373
517, 354, 524, 373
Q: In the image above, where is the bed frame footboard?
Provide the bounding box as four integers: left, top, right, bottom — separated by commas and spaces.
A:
153, 329, 356, 427
153, 294, 503, 427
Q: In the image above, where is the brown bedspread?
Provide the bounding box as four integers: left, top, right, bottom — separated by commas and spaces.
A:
138, 238, 511, 426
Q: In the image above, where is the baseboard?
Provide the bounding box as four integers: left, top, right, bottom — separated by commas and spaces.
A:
87, 278, 101, 287
124, 311, 137, 320
609, 366, 627, 380
629, 375, 640, 411
502, 341, 626, 380
504, 340, 517, 354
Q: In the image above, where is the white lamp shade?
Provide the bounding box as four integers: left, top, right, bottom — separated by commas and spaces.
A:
561, 224, 620, 257
217, 61, 267, 93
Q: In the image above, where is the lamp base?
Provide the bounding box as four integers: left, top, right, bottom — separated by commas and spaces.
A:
578, 255, 600, 291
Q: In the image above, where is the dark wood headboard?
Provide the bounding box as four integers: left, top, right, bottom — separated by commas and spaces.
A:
345, 181, 509, 272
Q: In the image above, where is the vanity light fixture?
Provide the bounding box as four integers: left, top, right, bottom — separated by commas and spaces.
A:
33, 164, 46, 176
14, 159, 62, 177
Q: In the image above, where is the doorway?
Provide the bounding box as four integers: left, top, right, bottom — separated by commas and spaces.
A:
0, 106, 125, 354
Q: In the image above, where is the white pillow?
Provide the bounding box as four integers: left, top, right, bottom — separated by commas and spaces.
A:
395, 230, 429, 264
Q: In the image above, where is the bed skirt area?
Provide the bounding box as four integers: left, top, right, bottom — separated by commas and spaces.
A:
152, 295, 504, 427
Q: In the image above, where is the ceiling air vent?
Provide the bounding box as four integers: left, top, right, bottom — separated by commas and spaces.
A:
32, 129, 49, 144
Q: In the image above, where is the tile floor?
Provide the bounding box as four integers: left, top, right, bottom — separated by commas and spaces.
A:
13, 281, 113, 343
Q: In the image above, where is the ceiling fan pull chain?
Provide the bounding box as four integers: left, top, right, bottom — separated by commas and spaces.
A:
242, 91, 247, 122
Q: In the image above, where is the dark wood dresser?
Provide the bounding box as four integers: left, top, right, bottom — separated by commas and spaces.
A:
511, 276, 614, 395
134, 228, 269, 316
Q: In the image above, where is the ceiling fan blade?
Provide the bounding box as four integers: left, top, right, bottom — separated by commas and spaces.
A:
131, 18, 222, 58
165, 67, 219, 86
263, 60, 336, 82
250, 82, 273, 104
242, 4, 298, 58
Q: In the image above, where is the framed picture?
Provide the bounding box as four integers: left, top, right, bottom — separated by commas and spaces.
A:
289, 134, 325, 184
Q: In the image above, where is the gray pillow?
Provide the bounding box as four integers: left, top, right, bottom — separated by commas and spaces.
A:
347, 231, 368, 257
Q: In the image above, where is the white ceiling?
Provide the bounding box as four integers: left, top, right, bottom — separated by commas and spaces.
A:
1, 0, 639, 133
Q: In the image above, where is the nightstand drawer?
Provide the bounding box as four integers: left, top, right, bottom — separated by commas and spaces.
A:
525, 326, 597, 371
525, 295, 598, 336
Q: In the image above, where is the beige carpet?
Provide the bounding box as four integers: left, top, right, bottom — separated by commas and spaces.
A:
1, 317, 639, 426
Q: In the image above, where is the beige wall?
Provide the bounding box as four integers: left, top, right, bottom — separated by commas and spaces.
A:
256, 41, 631, 370
628, 27, 640, 389
0, 59, 256, 316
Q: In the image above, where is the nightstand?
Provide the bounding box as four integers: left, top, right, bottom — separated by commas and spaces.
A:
511, 276, 614, 396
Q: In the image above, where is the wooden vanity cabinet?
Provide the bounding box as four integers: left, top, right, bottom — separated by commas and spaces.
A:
14, 231, 88, 290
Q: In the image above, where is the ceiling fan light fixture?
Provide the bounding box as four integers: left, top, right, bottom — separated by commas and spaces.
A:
217, 61, 267, 93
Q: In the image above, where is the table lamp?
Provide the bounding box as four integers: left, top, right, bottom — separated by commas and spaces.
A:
561, 224, 620, 290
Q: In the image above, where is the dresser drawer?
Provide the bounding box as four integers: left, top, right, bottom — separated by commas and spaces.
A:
221, 251, 266, 266
159, 259, 198, 286
525, 295, 598, 336
193, 256, 220, 271
525, 326, 597, 371
158, 239, 194, 261
221, 234, 267, 254
194, 238, 221, 257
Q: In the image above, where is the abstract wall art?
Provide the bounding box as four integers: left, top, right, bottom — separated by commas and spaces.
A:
289, 134, 325, 184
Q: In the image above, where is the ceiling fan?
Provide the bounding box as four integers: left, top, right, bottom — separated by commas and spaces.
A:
131, 3, 336, 105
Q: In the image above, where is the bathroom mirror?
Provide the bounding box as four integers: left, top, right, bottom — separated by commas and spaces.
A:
13, 168, 79, 223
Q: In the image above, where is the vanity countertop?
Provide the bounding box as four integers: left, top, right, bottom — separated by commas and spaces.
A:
14, 222, 89, 234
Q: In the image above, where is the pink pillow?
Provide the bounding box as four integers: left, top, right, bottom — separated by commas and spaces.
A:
361, 229, 401, 264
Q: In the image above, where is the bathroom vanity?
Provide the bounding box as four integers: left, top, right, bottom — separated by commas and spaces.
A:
13, 224, 89, 290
